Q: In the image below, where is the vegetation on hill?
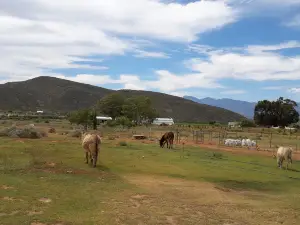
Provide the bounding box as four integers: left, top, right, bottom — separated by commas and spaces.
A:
0, 76, 246, 123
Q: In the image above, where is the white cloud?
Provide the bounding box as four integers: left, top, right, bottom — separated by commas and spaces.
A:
288, 87, 300, 93
220, 89, 246, 95
284, 14, 300, 28
0, 0, 238, 84
168, 91, 188, 97
186, 41, 300, 82
262, 86, 285, 90
43, 69, 222, 95
133, 50, 170, 59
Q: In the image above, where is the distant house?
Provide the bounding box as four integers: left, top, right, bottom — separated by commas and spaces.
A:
36, 110, 43, 114
152, 118, 174, 126
96, 116, 112, 124
228, 121, 241, 128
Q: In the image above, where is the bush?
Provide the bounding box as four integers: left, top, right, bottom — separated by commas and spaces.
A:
115, 116, 133, 128
106, 120, 117, 127
240, 119, 256, 128
118, 141, 128, 146
67, 130, 82, 138
48, 127, 56, 133
0, 126, 47, 139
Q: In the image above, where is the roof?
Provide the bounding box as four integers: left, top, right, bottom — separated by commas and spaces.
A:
96, 116, 112, 120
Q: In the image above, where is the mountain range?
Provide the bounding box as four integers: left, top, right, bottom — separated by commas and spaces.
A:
184, 96, 300, 119
0, 76, 245, 123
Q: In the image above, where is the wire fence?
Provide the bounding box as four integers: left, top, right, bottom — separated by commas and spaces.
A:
103, 126, 300, 153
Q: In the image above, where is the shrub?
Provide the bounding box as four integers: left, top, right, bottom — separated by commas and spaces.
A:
48, 127, 56, 133
118, 141, 128, 146
212, 152, 223, 159
0, 126, 47, 139
240, 119, 256, 128
67, 130, 82, 138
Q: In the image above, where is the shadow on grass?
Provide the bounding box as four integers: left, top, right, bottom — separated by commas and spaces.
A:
287, 168, 300, 173
206, 178, 289, 193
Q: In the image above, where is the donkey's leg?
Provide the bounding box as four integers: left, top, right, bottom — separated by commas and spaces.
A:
90, 152, 93, 165
85, 152, 88, 164
92, 151, 98, 168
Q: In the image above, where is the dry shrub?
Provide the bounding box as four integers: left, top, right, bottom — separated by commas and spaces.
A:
118, 141, 128, 146
108, 135, 116, 140
48, 127, 56, 133
0, 126, 48, 139
67, 130, 82, 138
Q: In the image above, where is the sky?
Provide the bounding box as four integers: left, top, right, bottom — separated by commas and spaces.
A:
1, 0, 300, 102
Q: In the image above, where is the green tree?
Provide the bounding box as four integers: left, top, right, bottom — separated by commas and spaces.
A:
240, 119, 256, 128
68, 108, 98, 130
122, 96, 158, 125
97, 93, 125, 119
89, 108, 97, 130
254, 97, 299, 127
115, 116, 133, 128
68, 109, 91, 130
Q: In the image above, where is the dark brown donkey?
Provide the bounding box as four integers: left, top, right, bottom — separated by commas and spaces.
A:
159, 131, 174, 149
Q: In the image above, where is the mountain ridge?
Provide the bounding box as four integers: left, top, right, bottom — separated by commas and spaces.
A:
184, 96, 300, 119
0, 76, 246, 123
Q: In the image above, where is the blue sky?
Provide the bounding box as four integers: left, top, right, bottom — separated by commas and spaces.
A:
1, 0, 300, 102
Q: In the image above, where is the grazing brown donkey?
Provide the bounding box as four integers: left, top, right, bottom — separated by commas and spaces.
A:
81, 132, 102, 167
159, 131, 174, 149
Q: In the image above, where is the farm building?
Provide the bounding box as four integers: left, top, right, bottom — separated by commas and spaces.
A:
152, 118, 174, 126
96, 116, 113, 124
228, 121, 241, 128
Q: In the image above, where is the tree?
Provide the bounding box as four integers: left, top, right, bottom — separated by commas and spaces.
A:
240, 119, 256, 128
89, 108, 97, 130
68, 109, 91, 130
68, 108, 98, 130
97, 93, 125, 119
122, 96, 158, 125
115, 116, 133, 128
254, 97, 299, 127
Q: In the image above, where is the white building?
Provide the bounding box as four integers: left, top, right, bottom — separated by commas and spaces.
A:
96, 116, 113, 123
152, 118, 174, 126
36, 110, 43, 114
228, 121, 241, 128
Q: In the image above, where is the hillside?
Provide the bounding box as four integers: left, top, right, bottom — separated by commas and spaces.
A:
184, 96, 300, 119
0, 76, 246, 123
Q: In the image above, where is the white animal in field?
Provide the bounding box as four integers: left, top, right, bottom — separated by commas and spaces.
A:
241, 139, 257, 148
224, 139, 242, 146
273, 146, 293, 170
81, 132, 102, 168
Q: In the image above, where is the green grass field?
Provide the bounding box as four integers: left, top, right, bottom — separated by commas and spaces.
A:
1, 130, 300, 225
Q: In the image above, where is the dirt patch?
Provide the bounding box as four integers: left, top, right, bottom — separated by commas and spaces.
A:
0, 211, 19, 216
181, 141, 300, 160
28, 210, 44, 216
166, 216, 177, 225
122, 174, 300, 225
1, 185, 14, 190
1, 196, 23, 202
38, 197, 52, 203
